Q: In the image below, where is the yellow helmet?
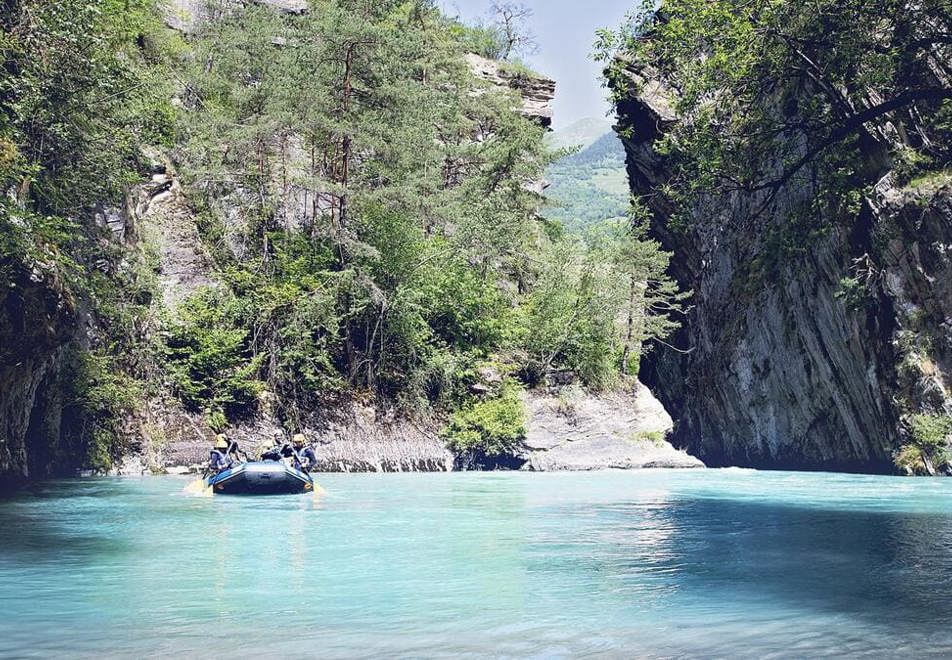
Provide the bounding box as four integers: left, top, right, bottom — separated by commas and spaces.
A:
292, 433, 307, 447
214, 435, 228, 450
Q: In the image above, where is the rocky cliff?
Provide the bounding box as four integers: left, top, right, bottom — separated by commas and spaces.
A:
615, 62, 952, 472
464, 54, 556, 129
521, 381, 702, 471
0, 261, 79, 487
0, 199, 145, 487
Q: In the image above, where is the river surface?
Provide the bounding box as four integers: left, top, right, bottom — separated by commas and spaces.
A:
2, 470, 952, 658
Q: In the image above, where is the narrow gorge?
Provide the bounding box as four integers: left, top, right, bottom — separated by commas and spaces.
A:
3, 0, 950, 485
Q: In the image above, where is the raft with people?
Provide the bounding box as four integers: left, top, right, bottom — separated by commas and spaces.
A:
202, 434, 318, 496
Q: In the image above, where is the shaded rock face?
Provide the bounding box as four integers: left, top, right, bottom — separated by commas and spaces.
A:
615, 64, 952, 472
0, 265, 82, 487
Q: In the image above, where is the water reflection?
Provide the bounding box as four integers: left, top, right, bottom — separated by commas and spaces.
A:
2, 472, 952, 658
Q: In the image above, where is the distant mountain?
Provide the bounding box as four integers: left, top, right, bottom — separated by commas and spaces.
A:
544, 125, 630, 232
546, 117, 615, 152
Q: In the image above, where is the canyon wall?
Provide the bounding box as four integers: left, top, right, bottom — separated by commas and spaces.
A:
615, 62, 952, 472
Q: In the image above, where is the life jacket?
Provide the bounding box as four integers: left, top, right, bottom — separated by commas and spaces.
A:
209, 449, 228, 470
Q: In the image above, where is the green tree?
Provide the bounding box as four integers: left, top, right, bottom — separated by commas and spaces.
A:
596, 0, 952, 219
523, 202, 686, 388
176, 0, 553, 422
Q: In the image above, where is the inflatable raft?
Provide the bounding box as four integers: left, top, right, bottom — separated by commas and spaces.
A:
206, 461, 314, 495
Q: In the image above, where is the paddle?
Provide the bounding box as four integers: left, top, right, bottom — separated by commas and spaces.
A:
285, 443, 326, 499
183, 461, 217, 497
183, 473, 213, 497
288, 445, 309, 473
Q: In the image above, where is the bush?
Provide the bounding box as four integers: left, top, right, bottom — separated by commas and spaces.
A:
64, 351, 141, 472
443, 381, 527, 457
161, 288, 264, 420
895, 414, 952, 474
834, 276, 872, 311
634, 430, 666, 447
455, 22, 506, 60
522, 240, 622, 389
910, 413, 952, 452
895, 444, 927, 475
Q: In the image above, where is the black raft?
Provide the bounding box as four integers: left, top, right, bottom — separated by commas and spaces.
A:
206, 461, 314, 495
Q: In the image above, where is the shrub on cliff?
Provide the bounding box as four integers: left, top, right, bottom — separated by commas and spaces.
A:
161, 289, 264, 421
896, 414, 952, 475
443, 381, 527, 457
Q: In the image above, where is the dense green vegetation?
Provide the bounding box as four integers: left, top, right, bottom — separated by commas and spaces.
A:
170, 1, 548, 430
1, 0, 175, 468
544, 130, 630, 232
896, 414, 952, 475
0, 0, 687, 467
164, 0, 686, 452
598, 0, 952, 218
444, 379, 526, 458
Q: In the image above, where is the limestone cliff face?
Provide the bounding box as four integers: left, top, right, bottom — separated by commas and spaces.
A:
521, 381, 703, 471
615, 64, 952, 472
464, 54, 556, 129
0, 263, 78, 486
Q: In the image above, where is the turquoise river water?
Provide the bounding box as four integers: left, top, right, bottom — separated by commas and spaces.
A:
2, 470, 952, 658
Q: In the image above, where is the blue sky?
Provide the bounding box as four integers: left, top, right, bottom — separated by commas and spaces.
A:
440, 0, 635, 129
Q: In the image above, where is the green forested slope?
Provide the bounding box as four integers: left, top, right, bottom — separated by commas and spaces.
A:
0, 0, 685, 476
544, 128, 630, 232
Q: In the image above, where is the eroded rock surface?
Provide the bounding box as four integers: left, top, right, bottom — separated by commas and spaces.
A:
614, 61, 952, 472
134, 154, 216, 308
522, 382, 703, 471
464, 54, 556, 128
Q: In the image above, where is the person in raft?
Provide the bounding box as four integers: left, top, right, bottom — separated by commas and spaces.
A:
209, 433, 248, 472
223, 434, 248, 464
287, 433, 317, 472
208, 436, 231, 473
258, 435, 283, 462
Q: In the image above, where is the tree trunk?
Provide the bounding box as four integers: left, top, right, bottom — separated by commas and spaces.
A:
621, 275, 638, 375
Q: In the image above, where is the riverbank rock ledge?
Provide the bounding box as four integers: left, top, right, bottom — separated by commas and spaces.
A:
135, 383, 702, 474
522, 382, 704, 471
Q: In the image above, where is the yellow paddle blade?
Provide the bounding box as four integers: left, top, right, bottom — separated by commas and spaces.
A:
183, 478, 213, 497
311, 481, 326, 502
